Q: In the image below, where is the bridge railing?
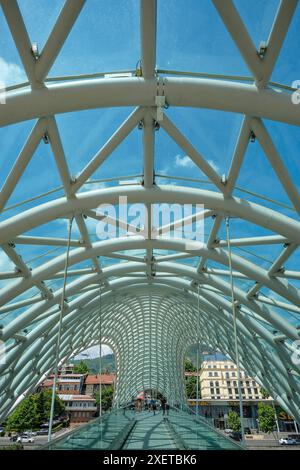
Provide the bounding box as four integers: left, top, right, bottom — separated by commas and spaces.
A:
41, 405, 135, 450
165, 404, 244, 450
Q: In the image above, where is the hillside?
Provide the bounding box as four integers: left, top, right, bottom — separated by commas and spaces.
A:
72, 354, 115, 373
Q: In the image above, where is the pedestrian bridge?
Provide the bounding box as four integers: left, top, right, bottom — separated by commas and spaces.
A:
1, 0, 300, 439
43, 406, 242, 450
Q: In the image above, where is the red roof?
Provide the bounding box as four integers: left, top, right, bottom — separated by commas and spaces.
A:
85, 374, 115, 385
41, 379, 53, 387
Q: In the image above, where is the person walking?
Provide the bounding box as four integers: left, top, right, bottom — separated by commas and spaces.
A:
161, 397, 167, 416
150, 398, 156, 415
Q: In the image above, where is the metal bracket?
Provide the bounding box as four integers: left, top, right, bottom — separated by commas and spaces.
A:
31, 42, 39, 60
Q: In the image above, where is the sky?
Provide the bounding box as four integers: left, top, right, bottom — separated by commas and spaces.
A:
74, 344, 113, 360
0, 0, 299, 338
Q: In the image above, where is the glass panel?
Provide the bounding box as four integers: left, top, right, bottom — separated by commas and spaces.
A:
157, 0, 248, 76
48, 0, 140, 77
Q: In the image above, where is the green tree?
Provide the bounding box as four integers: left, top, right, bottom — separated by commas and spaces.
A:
184, 358, 197, 372
260, 388, 270, 399
5, 390, 65, 433
5, 395, 39, 433
37, 389, 65, 422
185, 376, 198, 399
73, 360, 89, 374
94, 386, 114, 412
257, 402, 276, 434
227, 410, 241, 432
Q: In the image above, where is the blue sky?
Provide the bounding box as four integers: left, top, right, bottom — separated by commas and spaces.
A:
0, 1, 299, 331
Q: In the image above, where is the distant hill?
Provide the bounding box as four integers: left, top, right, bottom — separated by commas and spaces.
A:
72, 349, 228, 373
72, 354, 115, 373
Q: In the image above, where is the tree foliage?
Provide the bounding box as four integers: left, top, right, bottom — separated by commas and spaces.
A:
184, 358, 197, 372
94, 386, 114, 412
260, 388, 270, 399
227, 410, 241, 432
184, 358, 199, 399
257, 402, 276, 434
73, 360, 90, 374
5, 390, 65, 433
185, 376, 198, 399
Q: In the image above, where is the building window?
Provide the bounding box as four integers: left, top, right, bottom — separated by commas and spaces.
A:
254, 388, 258, 394
228, 388, 232, 394
216, 388, 220, 395
210, 381, 214, 387
214, 372, 218, 377
232, 372, 236, 377
225, 372, 229, 378
215, 381, 219, 387
210, 388, 214, 395
209, 372, 213, 377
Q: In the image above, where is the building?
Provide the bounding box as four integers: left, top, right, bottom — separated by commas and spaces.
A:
39, 373, 86, 395
84, 373, 116, 396
59, 394, 97, 424
200, 359, 267, 401
59, 363, 75, 375
187, 359, 273, 430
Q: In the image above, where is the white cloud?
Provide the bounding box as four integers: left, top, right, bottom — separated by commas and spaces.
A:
175, 154, 220, 174
74, 344, 113, 359
208, 159, 220, 173
80, 181, 108, 193
175, 154, 194, 168
0, 57, 26, 86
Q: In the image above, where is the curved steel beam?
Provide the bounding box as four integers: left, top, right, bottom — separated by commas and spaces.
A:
1, 186, 299, 244
1, 77, 299, 128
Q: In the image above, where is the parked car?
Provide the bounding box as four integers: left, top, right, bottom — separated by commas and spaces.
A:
23, 431, 37, 436
224, 428, 233, 434
229, 431, 242, 441
37, 429, 49, 435
279, 437, 297, 445
288, 434, 300, 444
17, 435, 34, 443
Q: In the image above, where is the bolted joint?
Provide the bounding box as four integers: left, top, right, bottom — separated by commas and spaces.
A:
153, 120, 160, 131
249, 130, 256, 143
42, 132, 50, 144
138, 119, 144, 130
31, 42, 39, 60
257, 41, 267, 59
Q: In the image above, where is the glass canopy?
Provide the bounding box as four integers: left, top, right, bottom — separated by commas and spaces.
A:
0, 0, 300, 427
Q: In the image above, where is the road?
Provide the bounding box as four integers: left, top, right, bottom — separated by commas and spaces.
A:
0, 428, 72, 449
